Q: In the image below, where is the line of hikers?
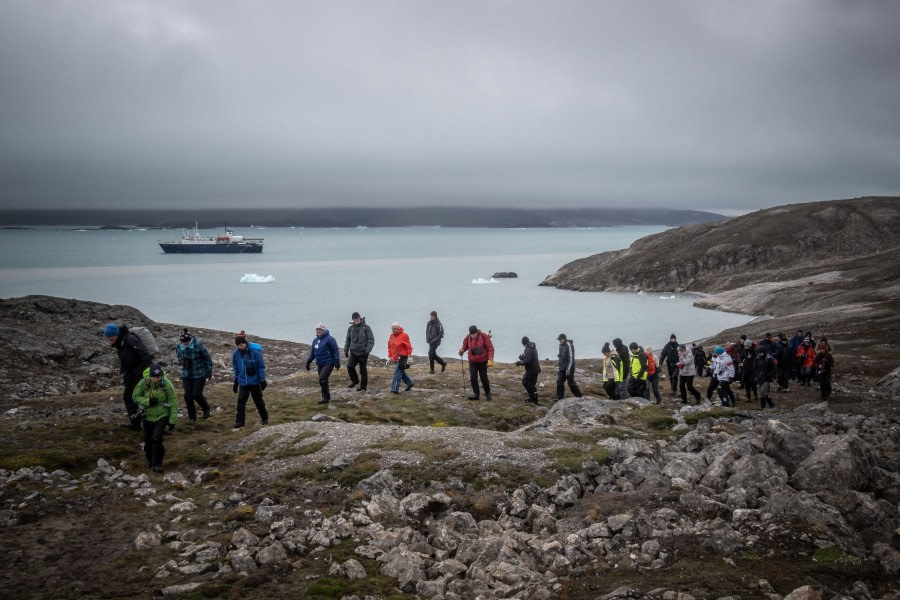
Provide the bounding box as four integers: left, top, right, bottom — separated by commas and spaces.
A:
102, 317, 835, 473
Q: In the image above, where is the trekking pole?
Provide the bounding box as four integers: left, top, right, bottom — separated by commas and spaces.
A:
460, 356, 466, 395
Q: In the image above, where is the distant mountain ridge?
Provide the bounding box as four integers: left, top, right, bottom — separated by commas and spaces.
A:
541, 196, 900, 294
0, 207, 723, 228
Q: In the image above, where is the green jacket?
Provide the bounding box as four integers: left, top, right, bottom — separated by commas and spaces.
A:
132, 368, 178, 424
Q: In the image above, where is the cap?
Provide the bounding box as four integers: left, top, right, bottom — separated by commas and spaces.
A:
179, 328, 192, 343
744, 340, 752, 348
602, 342, 611, 353
430, 310, 437, 317
629, 342, 639, 350
677, 344, 686, 351
351, 312, 360, 319
103, 323, 119, 337
670, 334, 677, 341
391, 322, 401, 329
235, 330, 247, 345
316, 322, 326, 330
469, 325, 478, 334
149, 363, 163, 377
521, 336, 530, 345
558, 333, 567, 341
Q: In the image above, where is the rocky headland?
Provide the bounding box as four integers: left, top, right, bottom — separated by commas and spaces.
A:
2, 197, 900, 599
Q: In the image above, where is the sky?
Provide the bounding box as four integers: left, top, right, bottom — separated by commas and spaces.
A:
1, 1, 899, 214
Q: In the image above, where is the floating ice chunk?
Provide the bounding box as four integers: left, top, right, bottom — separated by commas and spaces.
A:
659, 295, 676, 299
472, 277, 498, 284
241, 274, 275, 283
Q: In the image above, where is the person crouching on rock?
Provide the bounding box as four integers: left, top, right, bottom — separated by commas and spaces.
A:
232, 331, 269, 427
306, 323, 340, 404
515, 336, 541, 403
132, 363, 177, 473
388, 322, 414, 394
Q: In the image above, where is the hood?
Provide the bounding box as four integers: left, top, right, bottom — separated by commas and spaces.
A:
391, 326, 405, 334
526, 342, 536, 350
318, 328, 331, 337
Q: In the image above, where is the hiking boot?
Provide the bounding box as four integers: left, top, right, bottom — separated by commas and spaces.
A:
357, 387, 367, 392
348, 382, 358, 388
188, 418, 196, 424
152, 466, 164, 474
466, 395, 479, 401
318, 398, 330, 404
440, 364, 446, 373
390, 390, 400, 395
261, 420, 268, 425
232, 423, 244, 430
202, 410, 211, 419
405, 384, 414, 391
485, 393, 493, 401
429, 369, 435, 374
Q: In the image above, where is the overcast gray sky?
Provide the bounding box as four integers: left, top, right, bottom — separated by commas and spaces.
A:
1, 1, 899, 213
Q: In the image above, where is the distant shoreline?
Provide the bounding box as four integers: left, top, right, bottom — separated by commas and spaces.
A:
0, 207, 725, 228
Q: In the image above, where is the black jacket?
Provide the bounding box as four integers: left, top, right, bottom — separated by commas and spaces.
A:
344, 318, 375, 355
425, 318, 444, 346
754, 354, 776, 384
518, 342, 541, 375
659, 341, 680, 367
557, 340, 576, 374
115, 326, 153, 380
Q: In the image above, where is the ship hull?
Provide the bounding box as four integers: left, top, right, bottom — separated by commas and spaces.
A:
159, 243, 263, 254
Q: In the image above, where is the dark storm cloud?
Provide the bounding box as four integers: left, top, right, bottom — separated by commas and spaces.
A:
1, 0, 899, 211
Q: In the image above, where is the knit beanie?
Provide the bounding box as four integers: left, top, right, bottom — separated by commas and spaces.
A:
179, 328, 192, 343
469, 325, 478, 334
235, 330, 248, 345
602, 342, 611, 353
104, 323, 119, 337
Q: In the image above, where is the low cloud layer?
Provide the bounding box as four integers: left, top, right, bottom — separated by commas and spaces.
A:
1, 1, 899, 212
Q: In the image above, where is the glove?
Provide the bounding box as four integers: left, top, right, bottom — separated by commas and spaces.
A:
233, 381, 239, 393
515, 361, 522, 367
260, 380, 267, 391
335, 362, 340, 370
487, 360, 494, 368
148, 396, 158, 407
345, 349, 349, 358
306, 362, 312, 371
677, 363, 683, 369
168, 423, 175, 432
458, 349, 465, 356
207, 372, 213, 381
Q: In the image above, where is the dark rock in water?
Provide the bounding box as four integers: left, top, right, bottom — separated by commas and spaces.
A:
491, 272, 518, 278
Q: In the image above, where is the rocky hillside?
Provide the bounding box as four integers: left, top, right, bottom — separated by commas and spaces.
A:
542, 197, 900, 379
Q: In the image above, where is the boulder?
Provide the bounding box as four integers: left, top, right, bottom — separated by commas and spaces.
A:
789, 435, 879, 494
256, 542, 288, 565
378, 547, 426, 593
762, 420, 814, 475
765, 490, 862, 553
228, 547, 258, 574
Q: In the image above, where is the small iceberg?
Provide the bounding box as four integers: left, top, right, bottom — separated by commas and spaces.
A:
659, 295, 676, 299
472, 277, 498, 284
241, 274, 275, 283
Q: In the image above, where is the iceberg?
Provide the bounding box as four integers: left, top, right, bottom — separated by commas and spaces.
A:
241, 274, 275, 283
472, 277, 498, 284
659, 295, 676, 299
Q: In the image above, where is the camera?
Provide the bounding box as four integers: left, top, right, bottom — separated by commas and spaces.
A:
246, 363, 257, 376
130, 408, 145, 422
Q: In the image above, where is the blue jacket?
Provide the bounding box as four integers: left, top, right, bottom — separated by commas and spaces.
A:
233, 346, 266, 386
307, 329, 340, 367
176, 337, 212, 380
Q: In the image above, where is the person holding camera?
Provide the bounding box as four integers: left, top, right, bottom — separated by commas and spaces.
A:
232, 331, 269, 427
176, 328, 212, 423
306, 323, 340, 404
515, 336, 541, 403
388, 322, 414, 394
132, 363, 178, 473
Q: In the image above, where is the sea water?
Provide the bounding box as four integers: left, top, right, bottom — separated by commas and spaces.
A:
0, 226, 751, 362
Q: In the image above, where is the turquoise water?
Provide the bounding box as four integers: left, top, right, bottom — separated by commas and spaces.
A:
0, 226, 750, 362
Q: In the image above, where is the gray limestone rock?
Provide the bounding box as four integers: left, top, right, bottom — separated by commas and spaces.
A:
228, 547, 258, 573
378, 546, 426, 593
231, 527, 260, 549
762, 420, 814, 475
790, 434, 879, 494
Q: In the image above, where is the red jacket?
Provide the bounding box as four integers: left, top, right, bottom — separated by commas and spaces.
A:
388, 328, 412, 362
646, 352, 657, 376
461, 331, 494, 363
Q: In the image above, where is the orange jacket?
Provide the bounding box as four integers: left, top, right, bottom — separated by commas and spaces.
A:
796, 345, 815, 368
388, 328, 412, 362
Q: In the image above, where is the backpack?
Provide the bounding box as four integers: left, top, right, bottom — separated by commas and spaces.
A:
130, 326, 160, 357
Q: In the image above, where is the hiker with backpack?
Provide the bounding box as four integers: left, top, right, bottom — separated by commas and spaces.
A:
176, 328, 212, 423
104, 323, 155, 431
132, 363, 178, 473
459, 325, 494, 401
626, 342, 649, 398
601, 342, 623, 400
306, 323, 340, 404
232, 331, 269, 427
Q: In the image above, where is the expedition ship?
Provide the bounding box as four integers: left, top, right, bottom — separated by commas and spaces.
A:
159, 223, 263, 254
